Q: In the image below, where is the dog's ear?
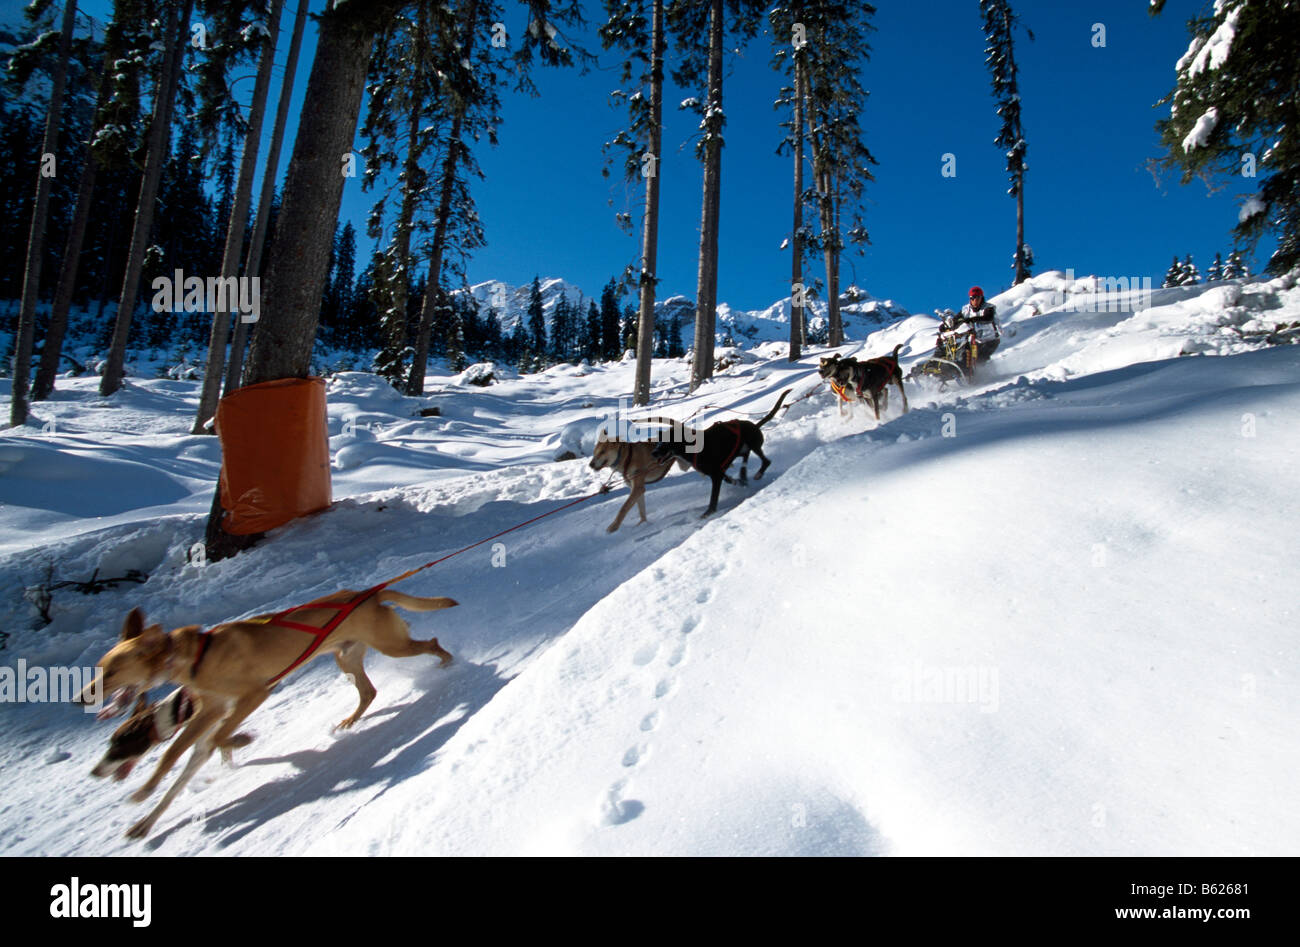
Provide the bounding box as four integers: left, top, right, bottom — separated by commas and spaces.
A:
121, 608, 146, 641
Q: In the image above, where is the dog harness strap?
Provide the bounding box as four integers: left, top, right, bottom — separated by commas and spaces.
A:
269, 618, 334, 634
720, 421, 743, 470
190, 631, 213, 680
265, 584, 387, 686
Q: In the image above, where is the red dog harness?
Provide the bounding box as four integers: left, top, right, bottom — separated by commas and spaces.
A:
831, 354, 899, 403
695, 421, 744, 472
262, 585, 387, 685
191, 585, 388, 687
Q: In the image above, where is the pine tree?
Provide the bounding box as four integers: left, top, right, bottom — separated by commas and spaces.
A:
1207, 252, 1224, 282
333, 223, 358, 346
584, 300, 602, 362
599, 277, 621, 361
668, 311, 683, 357
320, 221, 357, 346
527, 275, 547, 357
771, 2, 878, 350
483, 306, 503, 359
1180, 254, 1200, 286
1163, 255, 1183, 288
551, 291, 571, 362
621, 303, 637, 353
445, 284, 466, 372
1227, 249, 1248, 279
980, 0, 1032, 285
212, 134, 236, 247
1151, 1, 1300, 273
406, 0, 587, 395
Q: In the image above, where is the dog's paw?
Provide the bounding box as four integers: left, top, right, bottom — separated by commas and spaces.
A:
336, 716, 359, 731
125, 818, 153, 840
129, 785, 154, 804
606, 522, 620, 534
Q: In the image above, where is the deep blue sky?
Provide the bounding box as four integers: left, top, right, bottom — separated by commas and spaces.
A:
7, 0, 1267, 315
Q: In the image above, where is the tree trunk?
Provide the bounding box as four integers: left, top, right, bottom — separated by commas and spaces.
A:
207, 0, 401, 561
241, 2, 395, 387
633, 0, 664, 406
406, 0, 478, 397
1014, 169, 1027, 284
805, 86, 839, 345
9, 0, 77, 427
689, 0, 724, 391
383, 87, 424, 389
1005, 6, 1029, 286
33, 155, 95, 402
828, 168, 841, 341
99, 0, 190, 398
191, 0, 283, 434
404, 111, 462, 396
224, 0, 308, 397
36, 0, 110, 402
789, 52, 804, 362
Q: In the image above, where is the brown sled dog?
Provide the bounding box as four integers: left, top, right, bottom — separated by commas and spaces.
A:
589, 432, 682, 533
76, 588, 456, 839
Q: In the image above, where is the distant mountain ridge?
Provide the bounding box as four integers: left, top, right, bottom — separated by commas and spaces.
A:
455, 278, 912, 347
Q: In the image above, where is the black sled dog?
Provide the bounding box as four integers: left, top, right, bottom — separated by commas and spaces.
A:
652, 389, 792, 518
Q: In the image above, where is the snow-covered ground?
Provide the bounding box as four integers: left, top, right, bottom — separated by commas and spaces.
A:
1, 270, 1297, 855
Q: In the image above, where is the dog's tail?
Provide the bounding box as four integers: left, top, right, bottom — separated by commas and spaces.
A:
890, 344, 903, 361
757, 388, 794, 428
378, 589, 459, 612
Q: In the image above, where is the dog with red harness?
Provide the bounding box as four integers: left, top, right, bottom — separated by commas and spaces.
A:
75, 588, 457, 839
819, 345, 909, 421
651, 389, 791, 518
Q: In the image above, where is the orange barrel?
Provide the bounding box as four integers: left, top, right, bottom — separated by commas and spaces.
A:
215, 376, 332, 535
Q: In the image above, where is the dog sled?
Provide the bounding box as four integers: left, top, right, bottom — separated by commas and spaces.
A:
908, 310, 1000, 388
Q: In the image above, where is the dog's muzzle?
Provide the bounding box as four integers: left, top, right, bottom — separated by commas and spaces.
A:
95, 686, 138, 721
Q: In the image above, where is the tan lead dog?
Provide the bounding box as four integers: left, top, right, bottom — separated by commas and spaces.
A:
76, 588, 456, 840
